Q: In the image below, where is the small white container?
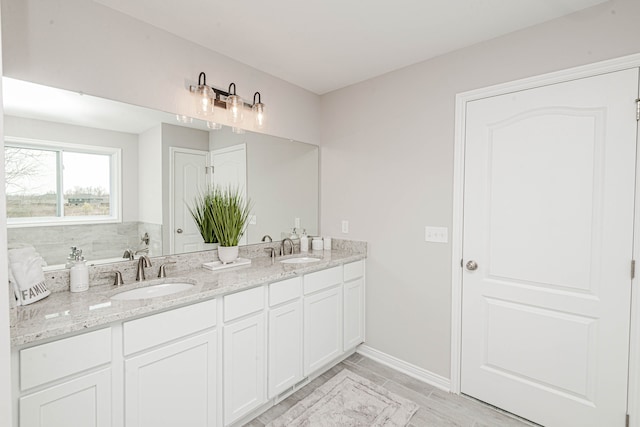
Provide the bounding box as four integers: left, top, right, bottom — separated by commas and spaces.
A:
300, 229, 309, 252
312, 237, 323, 251
323, 237, 332, 250
70, 258, 89, 292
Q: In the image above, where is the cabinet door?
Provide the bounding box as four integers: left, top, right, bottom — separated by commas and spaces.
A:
223, 312, 266, 426
125, 330, 217, 427
343, 277, 365, 350
268, 300, 303, 398
20, 368, 111, 427
304, 286, 343, 376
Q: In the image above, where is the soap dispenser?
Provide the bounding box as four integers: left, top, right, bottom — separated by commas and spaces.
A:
70, 250, 89, 293
65, 246, 78, 269
290, 228, 299, 239
300, 229, 309, 252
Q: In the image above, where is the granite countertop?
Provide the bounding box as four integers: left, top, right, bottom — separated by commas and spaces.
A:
10, 249, 365, 347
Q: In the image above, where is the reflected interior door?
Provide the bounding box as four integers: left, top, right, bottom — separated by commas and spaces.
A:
461, 69, 639, 427
172, 148, 208, 254
211, 144, 248, 245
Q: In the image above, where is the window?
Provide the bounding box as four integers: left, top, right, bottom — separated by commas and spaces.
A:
5, 137, 121, 226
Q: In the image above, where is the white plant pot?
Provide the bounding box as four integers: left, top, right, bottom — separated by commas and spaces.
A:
217, 245, 239, 264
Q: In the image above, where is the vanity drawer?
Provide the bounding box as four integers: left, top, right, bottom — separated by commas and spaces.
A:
269, 277, 302, 307
344, 260, 365, 282
123, 299, 216, 355
303, 266, 342, 295
224, 286, 265, 322
20, 328, 111, 390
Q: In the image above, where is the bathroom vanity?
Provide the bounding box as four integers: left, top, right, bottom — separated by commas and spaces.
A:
9, 246, 366, 427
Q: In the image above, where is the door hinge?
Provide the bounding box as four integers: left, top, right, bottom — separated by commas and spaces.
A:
626, 413, 630, 427
632, 260, 636, 280
205, 166, 214, 174
460, 259, 463, 268
636, 98, 640, 121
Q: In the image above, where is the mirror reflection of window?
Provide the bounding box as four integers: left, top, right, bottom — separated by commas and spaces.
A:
5, 138, 120, 225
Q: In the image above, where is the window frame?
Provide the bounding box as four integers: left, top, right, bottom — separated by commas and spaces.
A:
5, 136, 122, 227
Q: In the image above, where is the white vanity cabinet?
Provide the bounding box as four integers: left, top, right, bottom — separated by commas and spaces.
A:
268, 277, 303, 398
343, 260, 365, 350
17, 328, 112, 427
303, 266, 344, 376
122, 299, 218, 427
222, 286, 267, 426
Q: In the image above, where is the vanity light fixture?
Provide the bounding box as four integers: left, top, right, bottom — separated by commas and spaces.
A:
188, 72, 267, 129
252, 92, 266, 129
232, 127, 245, 134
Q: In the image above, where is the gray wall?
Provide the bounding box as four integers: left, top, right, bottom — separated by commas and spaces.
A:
320, 0, 640, 378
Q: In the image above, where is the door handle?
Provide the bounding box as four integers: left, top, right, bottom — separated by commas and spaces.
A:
176, 228, 183, 234
466, 260, 478, 271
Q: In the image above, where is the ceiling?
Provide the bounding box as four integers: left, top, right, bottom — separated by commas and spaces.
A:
94, 0, 606, 95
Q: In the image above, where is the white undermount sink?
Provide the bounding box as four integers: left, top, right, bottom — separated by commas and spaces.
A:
111, 282, 195, 300
280, 257, 322, 265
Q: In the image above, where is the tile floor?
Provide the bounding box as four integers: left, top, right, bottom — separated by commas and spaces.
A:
245, 353, 537, 427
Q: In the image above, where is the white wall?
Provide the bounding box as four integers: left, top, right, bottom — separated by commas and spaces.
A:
138, 125, 162, 225
320, 0, 640, 378
1, 0, 321, 146
4, 115, 139, 221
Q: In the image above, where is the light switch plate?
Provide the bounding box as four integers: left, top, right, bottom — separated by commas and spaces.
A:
425, 226, 448, 243
341, 220, 349, 234
294, 217, 300, 228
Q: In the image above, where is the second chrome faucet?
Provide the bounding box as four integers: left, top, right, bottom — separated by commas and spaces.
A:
135, 255, 152, 281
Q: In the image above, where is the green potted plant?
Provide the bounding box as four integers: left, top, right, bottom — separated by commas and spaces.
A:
187, 188, 218, 248
210, 186, 253, 264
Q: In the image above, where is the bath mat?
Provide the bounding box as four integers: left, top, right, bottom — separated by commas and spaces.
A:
266, 369, 419, 427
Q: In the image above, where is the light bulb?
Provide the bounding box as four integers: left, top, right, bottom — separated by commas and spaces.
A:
227, 94, 244, 124
252, 102, 266, 129
194, 85, 213, 117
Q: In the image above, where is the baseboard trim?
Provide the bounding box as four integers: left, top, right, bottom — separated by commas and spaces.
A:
356, 344, 451, 392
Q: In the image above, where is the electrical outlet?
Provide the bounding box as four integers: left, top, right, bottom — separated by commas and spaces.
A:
425, 226, 448, 243
295, 217, 300, 228
341, 220, 349, 234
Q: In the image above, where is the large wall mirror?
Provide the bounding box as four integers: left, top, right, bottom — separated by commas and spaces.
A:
3, 77, 319, 269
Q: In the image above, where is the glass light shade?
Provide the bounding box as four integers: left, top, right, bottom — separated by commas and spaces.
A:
207, 121, 222, 130
231, 126, 245, 134
252, 102, 266, 129
226, 94, 244, 124
176, 114, 193, 124
194, 85, 214, 117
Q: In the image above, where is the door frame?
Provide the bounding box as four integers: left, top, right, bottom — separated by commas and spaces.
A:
451, 52, 640, 424
169, 146, 209, 255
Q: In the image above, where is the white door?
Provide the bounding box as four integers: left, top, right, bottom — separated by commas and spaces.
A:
304, 286, 343, 376
268, 300, 303, 399
223, 312, 266, 426
211, 144, 248, 245
461, 69, 639, 427
20, 369, 111, 427
343, 277, 365, 350
171, 148, 208, 254
124, 330, 217, 427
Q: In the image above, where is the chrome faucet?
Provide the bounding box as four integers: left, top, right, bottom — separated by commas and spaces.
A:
157, 262, 176, 278
123, 249, 135, 261
136, 255, 152, 281
281, 238, 294, 256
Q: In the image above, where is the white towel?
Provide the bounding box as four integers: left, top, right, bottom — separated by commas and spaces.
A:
8, 247, 50, 306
